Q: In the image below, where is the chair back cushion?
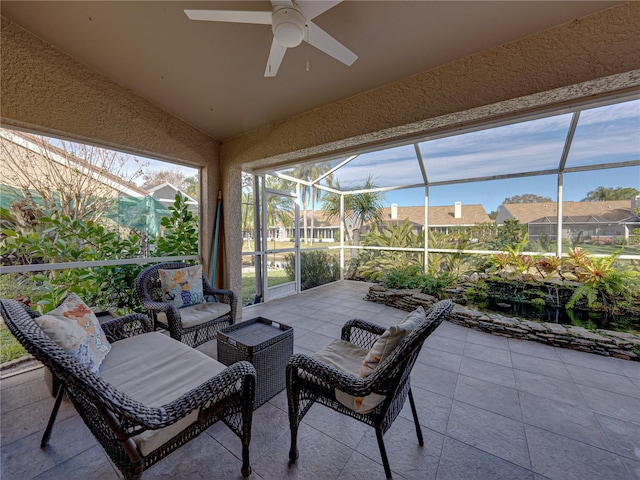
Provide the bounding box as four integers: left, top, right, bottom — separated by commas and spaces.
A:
359, 306, 425, 378
159, 264, 206, 309
35, 293, 111, 374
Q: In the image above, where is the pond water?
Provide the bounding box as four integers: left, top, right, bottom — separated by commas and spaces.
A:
476, 297, 640, 334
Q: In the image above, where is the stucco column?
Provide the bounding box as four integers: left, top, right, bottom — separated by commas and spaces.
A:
221, 164, 244, 318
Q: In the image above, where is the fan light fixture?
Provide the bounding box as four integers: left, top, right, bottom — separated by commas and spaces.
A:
272, 7, 306, 48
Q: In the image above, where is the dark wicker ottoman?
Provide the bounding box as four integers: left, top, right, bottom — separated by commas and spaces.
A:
217, 317, 293, 408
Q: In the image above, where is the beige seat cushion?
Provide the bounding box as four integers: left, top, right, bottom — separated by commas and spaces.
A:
99, 332, 227, 456
313, 339, 385, 415
157, 301, 231, 329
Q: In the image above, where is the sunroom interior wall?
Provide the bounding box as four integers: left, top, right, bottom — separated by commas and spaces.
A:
1, 16, 223, 283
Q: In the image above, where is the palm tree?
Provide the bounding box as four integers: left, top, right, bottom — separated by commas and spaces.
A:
291, 163, 333, 244
240, 173, 255, 248
265, 176, 295, 239
322, 174, 386, 260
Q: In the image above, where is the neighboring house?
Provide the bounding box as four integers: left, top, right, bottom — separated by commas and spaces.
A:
378, 203, 492, 235
294, 202, 491, 241
146, 182, 199, 214
495, 198, 640, 244
0, 129, 168, 235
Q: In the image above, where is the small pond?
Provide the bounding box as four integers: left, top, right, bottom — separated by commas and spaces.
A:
475, 296, 640, 334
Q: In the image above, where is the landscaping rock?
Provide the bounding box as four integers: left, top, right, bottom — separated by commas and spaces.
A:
366, 285, 640, 361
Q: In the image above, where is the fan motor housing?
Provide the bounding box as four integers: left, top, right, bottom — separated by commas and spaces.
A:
272, 6, 306, 47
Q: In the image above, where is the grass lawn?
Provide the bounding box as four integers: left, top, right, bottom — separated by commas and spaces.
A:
242, 269, 291, 304
0, 325, 28, 363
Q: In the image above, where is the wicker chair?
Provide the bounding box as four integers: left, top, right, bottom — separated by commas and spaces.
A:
0, 299, 256, 480
286, 299, 453, 479
134, 262, 237, 347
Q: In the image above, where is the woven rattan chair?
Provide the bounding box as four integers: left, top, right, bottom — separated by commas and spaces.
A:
0, 299, 256, 480
286, 299, 453, 479
134, 261, 237, 347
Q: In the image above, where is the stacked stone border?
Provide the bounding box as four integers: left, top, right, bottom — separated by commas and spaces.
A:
365, 285, 640, 361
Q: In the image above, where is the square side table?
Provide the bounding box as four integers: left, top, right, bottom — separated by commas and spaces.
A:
217, 317, 293, 408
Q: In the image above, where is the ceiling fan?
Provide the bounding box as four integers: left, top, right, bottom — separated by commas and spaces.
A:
184, 0, 358, 77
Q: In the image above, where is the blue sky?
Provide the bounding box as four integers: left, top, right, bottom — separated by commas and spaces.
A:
314, 99, 640, 212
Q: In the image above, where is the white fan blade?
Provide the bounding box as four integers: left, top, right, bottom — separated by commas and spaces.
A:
184, 9, 272, 25
297, 0, 342, 20
265, 40, 288, 77
305, 21, 357, 66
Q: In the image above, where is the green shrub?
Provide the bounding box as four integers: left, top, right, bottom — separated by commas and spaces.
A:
154, 194, 198, 256
0, 193, 199, 314
421, 273, 456, 298
382, 266, 454, 299
284, 250, 340, 290
383, 265, 424, 289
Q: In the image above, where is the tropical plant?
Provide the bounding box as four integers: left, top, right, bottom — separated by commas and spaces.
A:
288, 163, 333, 244
491, 219, 527, 250
241, 173, 256, 247
504, 234, 532, 274
566, 250, 639, 312
534, 256, 565, 280
565, 246, 591, 279
568, 262, 638, 311
359, 219, 422, 281
486, 252, 511, 273
383, 265, 425, 289
264, 175, 295, 237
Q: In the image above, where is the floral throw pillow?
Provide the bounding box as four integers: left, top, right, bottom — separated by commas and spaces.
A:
35, 293, 111, 374
159, 265, 206, 309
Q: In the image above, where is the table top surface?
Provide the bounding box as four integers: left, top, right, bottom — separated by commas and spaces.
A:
220, 319, 292, 347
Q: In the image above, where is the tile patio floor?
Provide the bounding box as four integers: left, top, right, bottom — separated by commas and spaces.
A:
1, 280, 639, 479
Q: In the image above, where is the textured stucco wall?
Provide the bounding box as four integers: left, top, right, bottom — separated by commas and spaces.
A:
221, 2, 640, 306
0, 17, 219, 169
1, 16, 223, 285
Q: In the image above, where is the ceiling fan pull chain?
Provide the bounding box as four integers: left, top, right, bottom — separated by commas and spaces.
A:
305, 24, 309, 71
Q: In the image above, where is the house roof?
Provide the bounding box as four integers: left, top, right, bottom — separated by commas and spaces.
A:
500, 200, 634, 224
146, 182, 198, 205
382, 205, 492, 227
300, 204, 491, 228
0, 129, 148, 197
